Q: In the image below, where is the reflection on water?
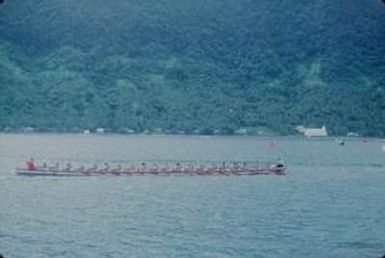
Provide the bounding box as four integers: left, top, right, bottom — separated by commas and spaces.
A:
1, 134, 385, 258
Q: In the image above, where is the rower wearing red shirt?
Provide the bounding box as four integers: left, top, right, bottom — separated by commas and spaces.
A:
26, 158, 36, 170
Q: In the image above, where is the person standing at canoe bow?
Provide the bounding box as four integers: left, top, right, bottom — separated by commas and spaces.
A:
26, 158, 36, 170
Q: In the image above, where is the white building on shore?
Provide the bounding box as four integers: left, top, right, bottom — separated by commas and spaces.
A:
296, 125, 328, 137
96, 128, 105, 134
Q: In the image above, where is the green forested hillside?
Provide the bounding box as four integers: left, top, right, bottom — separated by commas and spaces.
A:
1, 0, 385, 136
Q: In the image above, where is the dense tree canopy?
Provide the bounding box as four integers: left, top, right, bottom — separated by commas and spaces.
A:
0, 0, 385, 136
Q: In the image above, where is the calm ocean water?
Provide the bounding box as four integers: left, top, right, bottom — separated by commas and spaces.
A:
0, 134, 384, 258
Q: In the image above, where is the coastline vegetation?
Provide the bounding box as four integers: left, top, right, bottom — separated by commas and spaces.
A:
1, 1, 385, 136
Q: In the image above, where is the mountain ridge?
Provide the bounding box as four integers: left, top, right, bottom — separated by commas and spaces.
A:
0, 0, 384, 136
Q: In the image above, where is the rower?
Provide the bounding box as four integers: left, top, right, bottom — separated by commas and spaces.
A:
78, 165, 85, 172
152, 163, 159, 172
276, 158, 285, 168
233, 162, 239, 171
26, 158, 36, 171
175, 162, 182, 172
140, 162, 147, 172
48, 162, 59, 171
103, 162, 110, 172
65, 162, 72, 172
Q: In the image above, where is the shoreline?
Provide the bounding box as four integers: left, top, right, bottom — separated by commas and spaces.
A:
0, 131, 383, 141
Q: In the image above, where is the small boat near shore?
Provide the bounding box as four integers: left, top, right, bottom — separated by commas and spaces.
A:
15, 163, 286, 177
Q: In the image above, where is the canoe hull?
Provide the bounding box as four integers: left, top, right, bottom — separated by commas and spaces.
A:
16, 169, 89, 176
15, 167, 286, 177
